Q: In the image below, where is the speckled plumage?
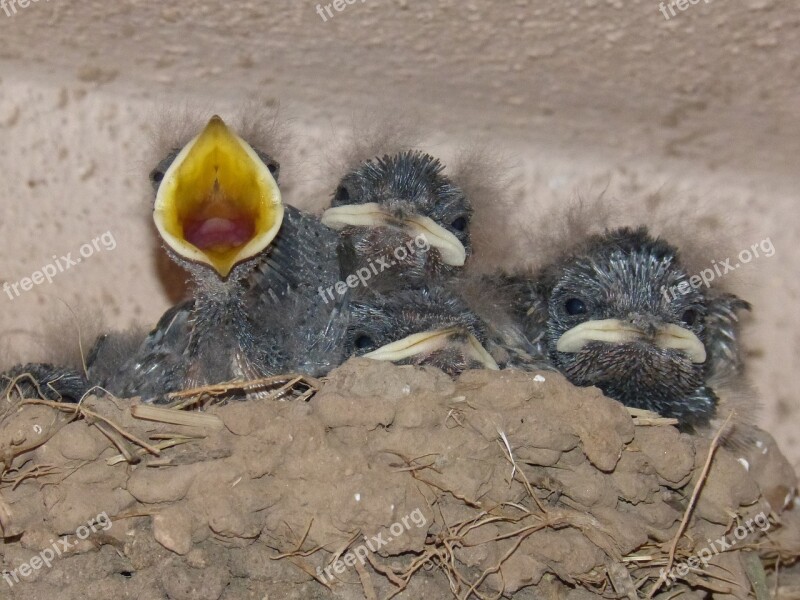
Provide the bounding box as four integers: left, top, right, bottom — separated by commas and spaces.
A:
89, 118, 346, 402
345, 285, 495, 376
508, 226, 751, 427
331, 151, 472, 290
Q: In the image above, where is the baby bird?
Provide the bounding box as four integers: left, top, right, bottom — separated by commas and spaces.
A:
321, 151, 472, 291
345, 285, 499, 376
507, 226, 750, 427
93, 114, 350, 401
93, 116, 286, 400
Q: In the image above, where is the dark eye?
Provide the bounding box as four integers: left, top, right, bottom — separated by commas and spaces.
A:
354, 334, 373, 350
564, 298, 587, 316
334, 184, 351, 204
681, 309, 698, 326
451, 216, 468, 232
254, 150, 280, 179
150, 150, 180, 189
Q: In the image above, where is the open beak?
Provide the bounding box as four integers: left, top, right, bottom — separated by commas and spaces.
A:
320, 202, 466, 266
153, 115, 284, 278
555, 318, 707, 364
363, 327, 500, 370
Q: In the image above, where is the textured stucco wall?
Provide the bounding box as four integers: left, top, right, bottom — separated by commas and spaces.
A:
0, 0, 797, 466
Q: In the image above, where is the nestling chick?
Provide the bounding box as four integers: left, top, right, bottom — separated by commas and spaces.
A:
321, 151, 472, 291
93, 112, 349, 400
345, 286, 498, 376
93, 115, 286, 400
513, 226, 750, 428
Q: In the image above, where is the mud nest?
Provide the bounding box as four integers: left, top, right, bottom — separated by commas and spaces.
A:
0, 359, 798, 600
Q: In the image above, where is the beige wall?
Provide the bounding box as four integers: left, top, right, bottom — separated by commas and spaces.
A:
0, 0, 797, 467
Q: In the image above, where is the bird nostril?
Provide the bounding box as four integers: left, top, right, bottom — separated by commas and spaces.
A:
626, 315, 659, 337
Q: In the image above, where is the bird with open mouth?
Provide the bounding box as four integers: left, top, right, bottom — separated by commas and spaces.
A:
89, 115, 347, 401
321, 151, 473, 292
345, 285, 499, 377
502, 226, 751, 428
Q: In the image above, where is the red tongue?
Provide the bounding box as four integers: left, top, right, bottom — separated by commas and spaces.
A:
183, 217, 254, 250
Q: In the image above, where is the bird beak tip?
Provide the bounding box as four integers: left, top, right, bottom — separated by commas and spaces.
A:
556, 318, 707, 364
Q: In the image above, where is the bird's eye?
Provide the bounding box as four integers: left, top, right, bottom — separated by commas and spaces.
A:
334, 184, 351, 204
681, 309, 698, 326
254, 150, 280, 179
564, 298, 587, 316
451, 216, 468, 232
150, 169, 164, 184
354, 334, 373, 350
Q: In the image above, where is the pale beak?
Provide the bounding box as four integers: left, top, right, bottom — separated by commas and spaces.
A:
363, 327, 500, 370
555, 318, 706, 364
320, 202, 466, 266
153, 115, 284, 278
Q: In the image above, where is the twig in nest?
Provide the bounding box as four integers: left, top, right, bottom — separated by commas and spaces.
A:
81, 405, 161, 457
20, 398, 161, 460
106, 436, 199, 466
5, 464, 62, 490
0, 491, 12, 534
626, 407, 680, 427
130, 404, 224, 429
0, 400, 75, 477
270, 519, 323, 560
287, 556, 333, 590
644, 412, 734, 598
495, 429, 547, 514
165, 374, 322, 409
354, 559, 379, 600
2, 372, 64, 406
496, 427, 517, 482
742, 551, 771, 600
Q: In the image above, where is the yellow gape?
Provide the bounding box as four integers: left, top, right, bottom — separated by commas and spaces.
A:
153, 115, 284, 278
